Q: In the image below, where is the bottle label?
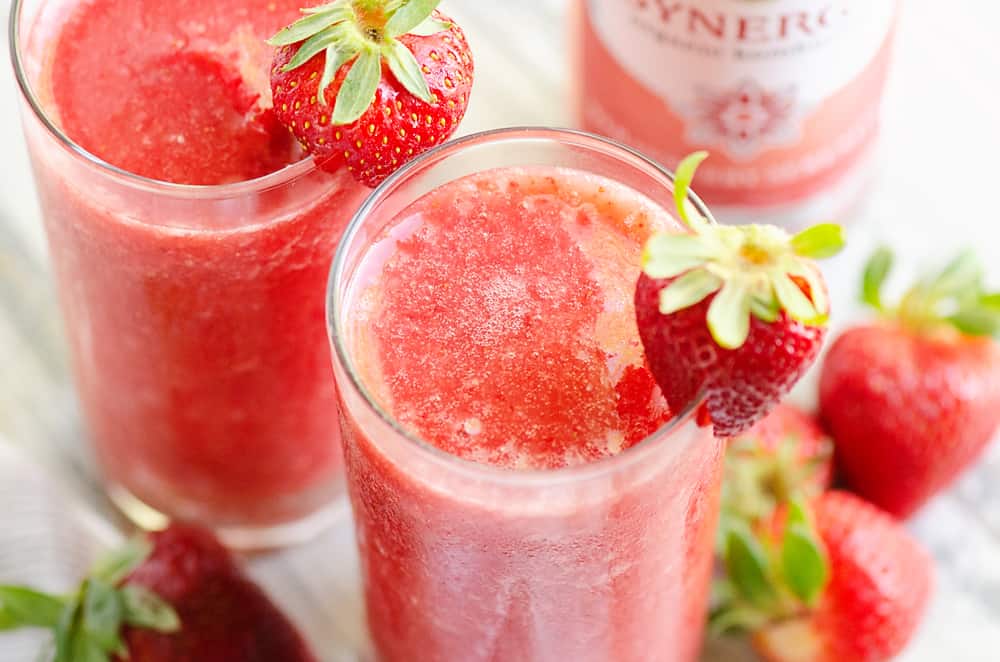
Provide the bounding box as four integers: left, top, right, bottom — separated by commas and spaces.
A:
585, 0, 896, 161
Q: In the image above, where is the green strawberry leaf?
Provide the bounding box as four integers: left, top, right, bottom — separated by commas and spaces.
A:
861, 246, 893, 311
673, 151, 709, 230
91, 537, 151, 586
781, 524, 828, 605
70, 627, 109, 662
383, 38, 433, 102
54, 599, 82, 662
121, 586, 180, 633
283, 25, 342, 72
408, 16, 452, 36
749, 295, 780, 323
724, 524, 777, 608
708, 279, 752, 349
386, 0, 442, 37
790, 223, 845, 259
642, 233, 714, 279
708, 603, 769, 636
319, 46, 354, 105
81, 579, 123, 652
979, 292, 1000, 311
0, 586, 66, 630
710, 576, 735, 607
884, 249, 1000, 336
772, 273, 819, 324
333, 47, 382, 124
780, 501, 829, 606
644, 254, 707, 281
786, 262, 829, 317
268, 4, 353, 46
929, 249, 982, 298
785, 498, 810, 528
948, 307, 1000, 337
657, 268, 723, 315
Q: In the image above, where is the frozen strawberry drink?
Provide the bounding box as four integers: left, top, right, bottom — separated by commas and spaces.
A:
329, 129, 724, 661
11, 0, 369, 545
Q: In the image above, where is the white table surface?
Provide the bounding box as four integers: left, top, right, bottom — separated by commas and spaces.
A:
1, 0, 999, 660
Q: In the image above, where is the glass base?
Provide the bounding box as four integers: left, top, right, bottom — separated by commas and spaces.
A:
107, 483, 349, 551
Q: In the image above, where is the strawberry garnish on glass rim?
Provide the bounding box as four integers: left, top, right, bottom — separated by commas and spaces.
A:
268, 0, 473, 187
635, 152, 845, 438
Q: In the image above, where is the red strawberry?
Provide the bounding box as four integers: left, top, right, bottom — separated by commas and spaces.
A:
722, 404, 833, 529
744, 492, 933, 662
0, 524, 315, 662
119, 525, 315, 661
635, 153, 844, 437
820, 248, 1000, 518
268, 0, 473, 187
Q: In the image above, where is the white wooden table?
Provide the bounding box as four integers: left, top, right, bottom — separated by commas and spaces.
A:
1, 0, 1000, 659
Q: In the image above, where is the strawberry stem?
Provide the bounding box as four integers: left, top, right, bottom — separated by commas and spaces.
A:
353, 0, 388, 14
270, 0, 445, 119
672, 151, 709, 230
861, 246, 893, 312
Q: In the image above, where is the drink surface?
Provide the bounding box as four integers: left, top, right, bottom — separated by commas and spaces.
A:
348, 166, 680, 469
22, 0, 367, 532
44, 0, 309, 185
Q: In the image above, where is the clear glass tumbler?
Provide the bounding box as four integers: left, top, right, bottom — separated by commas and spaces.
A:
328, 128, 725, 662
10, 0, 369, 548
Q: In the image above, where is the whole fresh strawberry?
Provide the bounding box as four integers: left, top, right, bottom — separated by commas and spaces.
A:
714, 491, 932, 662
820, 248, 1000, 518
636, 153, 845, 437
722, 404, 833, 531
0, 524, 315, 662
269, 0, 473, 187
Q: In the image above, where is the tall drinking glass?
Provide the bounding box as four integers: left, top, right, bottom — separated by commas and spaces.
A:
329, 128, 724, 662
10, 0, 369, 547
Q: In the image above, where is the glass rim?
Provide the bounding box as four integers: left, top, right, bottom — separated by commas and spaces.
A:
7, 0, 317, 199
328, 126, 717, 487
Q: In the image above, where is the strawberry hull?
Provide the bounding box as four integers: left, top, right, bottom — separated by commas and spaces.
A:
13, 0, 369, 539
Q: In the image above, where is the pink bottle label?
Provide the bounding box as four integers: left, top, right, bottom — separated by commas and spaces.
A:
578, 0, 899, 215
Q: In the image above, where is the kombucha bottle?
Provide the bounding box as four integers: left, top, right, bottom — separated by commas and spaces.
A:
575, 0, 901, 227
